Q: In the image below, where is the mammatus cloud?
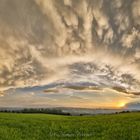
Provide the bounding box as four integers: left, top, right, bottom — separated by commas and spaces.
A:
0, 0, 140, 107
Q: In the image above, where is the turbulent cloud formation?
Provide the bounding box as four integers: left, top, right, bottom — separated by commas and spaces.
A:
0, 0, 140, 108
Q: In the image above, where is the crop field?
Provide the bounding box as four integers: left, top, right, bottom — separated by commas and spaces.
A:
0, 113, 140, 140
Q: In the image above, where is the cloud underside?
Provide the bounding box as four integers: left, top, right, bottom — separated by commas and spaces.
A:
0, 0, 140, 97
44, 86, 140, 96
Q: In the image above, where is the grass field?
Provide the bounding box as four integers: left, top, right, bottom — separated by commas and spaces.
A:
0, 113, 140, 140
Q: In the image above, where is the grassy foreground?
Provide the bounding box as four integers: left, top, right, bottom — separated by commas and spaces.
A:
0, 113, 140, 140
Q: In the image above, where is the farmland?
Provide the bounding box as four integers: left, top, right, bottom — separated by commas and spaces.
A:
0, 113, 140, 140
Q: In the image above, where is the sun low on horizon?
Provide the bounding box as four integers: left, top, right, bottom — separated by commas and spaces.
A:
0, 0, 140, 110
117, 101, 128, 108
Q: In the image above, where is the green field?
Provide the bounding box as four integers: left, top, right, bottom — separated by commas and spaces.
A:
0, 113, 140, 140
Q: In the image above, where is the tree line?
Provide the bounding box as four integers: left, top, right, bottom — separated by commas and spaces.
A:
0, 108, 71, 115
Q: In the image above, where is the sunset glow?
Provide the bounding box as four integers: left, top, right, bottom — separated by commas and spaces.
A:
117, 102, 127, 108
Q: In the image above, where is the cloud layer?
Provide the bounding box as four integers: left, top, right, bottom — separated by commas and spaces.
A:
0, 0, 140, 107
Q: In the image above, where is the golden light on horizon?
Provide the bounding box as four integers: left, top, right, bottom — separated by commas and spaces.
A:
117, 101, 127, 108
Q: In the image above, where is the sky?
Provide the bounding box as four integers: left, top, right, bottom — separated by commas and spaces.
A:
0, 0, 140, 109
